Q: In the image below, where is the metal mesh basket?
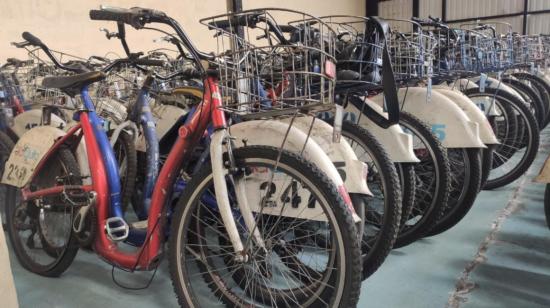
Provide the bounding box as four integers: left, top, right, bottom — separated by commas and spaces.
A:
429, 27, 489, 78
513, 35, 544, 67
387, 19, 436, 84
201, 8, 337, 119
458, 22, 514, 72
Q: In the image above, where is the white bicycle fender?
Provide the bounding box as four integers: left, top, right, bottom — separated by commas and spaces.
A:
344, 101, 419, 163
279, 116, 372, 196
11, 110, 90, 184
442, 80, 500, 116
371, 87, 486, 148
2, 126, 66, 187
11, 109, 66, 137
229, 120, 362, 222
229, 120, 349, 193
470, 76, 526, 103
435, 88, 499, 144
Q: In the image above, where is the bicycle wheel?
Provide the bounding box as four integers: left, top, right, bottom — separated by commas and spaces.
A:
338, 120, 402, 279
503, 77, 545, 127
486, 99, 519, 168
396, 163, 416, 231
464, 87, 540, 189
5, 147, 80, 277
0, 131, 14, 230
111, 130, 137, 213
512, 72, 550, 127
427, 148, 482, 235
479, 145, 495, 189
169, 146, 362, 307
393, 112, 450, 248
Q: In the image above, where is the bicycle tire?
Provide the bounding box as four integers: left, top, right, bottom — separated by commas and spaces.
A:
169, 145, 362, 307
464, 87, 540, 189
393, 112, 451, 248
6, 147, 80, 277
338, 120, 402, 279
427, 148, 482, 235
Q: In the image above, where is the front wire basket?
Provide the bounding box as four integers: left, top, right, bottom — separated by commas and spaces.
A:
387, 19, 436, 85
201, 8, 337, 119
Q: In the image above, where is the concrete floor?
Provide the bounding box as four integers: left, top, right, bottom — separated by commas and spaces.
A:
6, 127, 550, 308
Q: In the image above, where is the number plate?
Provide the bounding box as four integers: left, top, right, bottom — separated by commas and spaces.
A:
1, 126, 65, 187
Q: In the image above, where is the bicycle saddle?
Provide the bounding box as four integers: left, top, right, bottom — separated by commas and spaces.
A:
42, 71, 106, 96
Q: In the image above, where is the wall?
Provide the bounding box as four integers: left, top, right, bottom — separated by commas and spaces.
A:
0, 0, 364, 62
379, 0, 550, 34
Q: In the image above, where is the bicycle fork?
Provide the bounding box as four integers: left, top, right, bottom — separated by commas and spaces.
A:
210, 129, 266, 262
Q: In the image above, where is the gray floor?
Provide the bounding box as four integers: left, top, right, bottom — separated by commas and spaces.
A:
6, 127, 550, 308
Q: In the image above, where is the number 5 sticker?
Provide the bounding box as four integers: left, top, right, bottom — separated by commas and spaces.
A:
431, 124, 446, 141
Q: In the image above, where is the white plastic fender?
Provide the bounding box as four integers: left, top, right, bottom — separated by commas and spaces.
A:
434, 81, 500, 117
535, 154, 550, 183
468, 76, 526, 103
279, 116, 372, 196
11, 110, 91, 184
370, 87, 486, 148
228, 120, 362, 222
2, 126, 67, 187
229, 120, 345, 190
434, 88, 499, 144
11, 109, 66, 137
343, 100, 420, 163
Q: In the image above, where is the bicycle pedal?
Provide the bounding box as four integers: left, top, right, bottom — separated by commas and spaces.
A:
105, 217, 129, 242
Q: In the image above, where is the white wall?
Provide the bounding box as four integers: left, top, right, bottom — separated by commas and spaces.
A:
0, 0, 364, 62
378, 0, 548, 34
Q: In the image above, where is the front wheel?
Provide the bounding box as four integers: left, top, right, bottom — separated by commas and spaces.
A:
169, 145, 362, 307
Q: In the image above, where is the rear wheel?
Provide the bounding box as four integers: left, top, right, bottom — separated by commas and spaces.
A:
169, 146, 362, 307
393, 112, 450, 248
427, 148, 482, 235
338, 120, 402, 279
5, 147, 80, 277
111, 130, 137, 213
464, 88, 540, 189
0, 131, 15, 230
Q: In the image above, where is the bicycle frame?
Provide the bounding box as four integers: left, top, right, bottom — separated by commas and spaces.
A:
21, 75, 225, 269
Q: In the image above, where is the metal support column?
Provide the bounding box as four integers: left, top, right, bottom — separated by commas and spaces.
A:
412, 0, 419, 18
366, 0, 379, 17
521, 0, 529, 35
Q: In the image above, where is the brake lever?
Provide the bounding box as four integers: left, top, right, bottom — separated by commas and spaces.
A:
11, 41, 31, 48
100, 28, 120, 40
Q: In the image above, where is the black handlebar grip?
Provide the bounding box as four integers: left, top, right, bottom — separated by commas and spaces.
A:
208, 13, 261, 30
90, 9, 132, 24
181, 67, 202, 79
22, 32, 44, 47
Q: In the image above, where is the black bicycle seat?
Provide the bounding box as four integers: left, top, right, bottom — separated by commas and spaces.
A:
42, 71, 106, 96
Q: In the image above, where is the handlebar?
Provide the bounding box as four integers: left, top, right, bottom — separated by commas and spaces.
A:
207, 12, 290, 44
89, 6, 215, 66
89, 6, 166, 29
22, 31, 45, 47
206, 13, 262, 30
410, 16, 449, 29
